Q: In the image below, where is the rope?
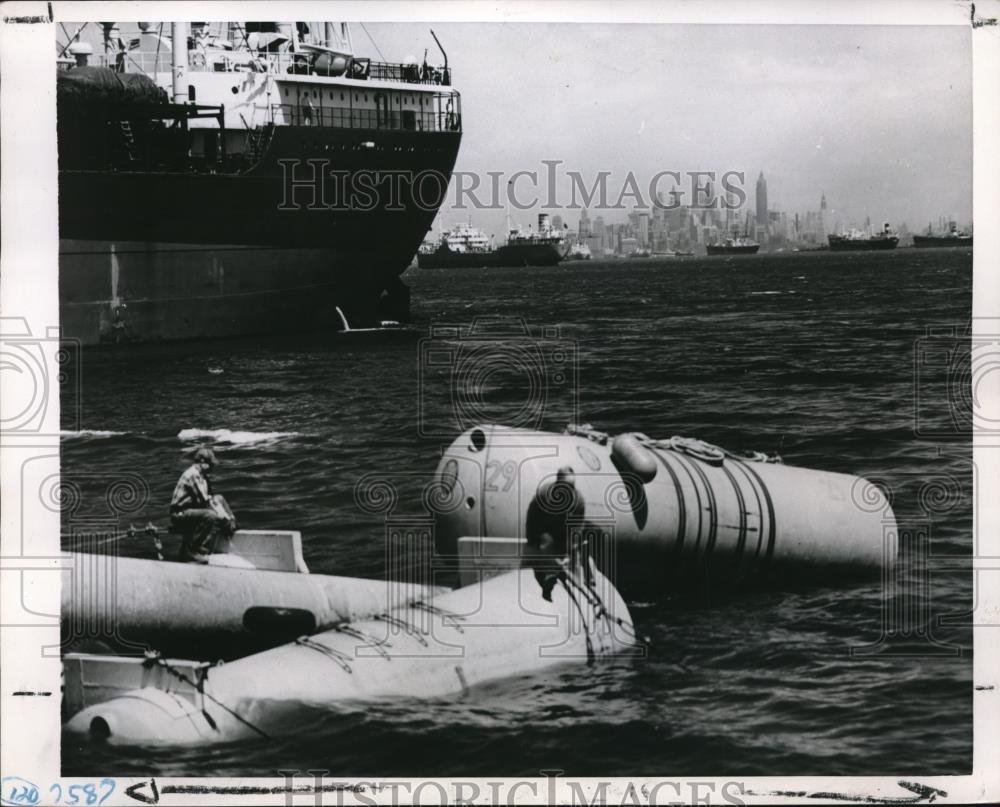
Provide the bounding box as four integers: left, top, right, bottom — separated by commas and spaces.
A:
330, 624, 392, 659
359, 23, 387, 62
294, 636, 354, 673
558, 578, 594, 664
410, 601, 466, 633
561, 568, 641, 644
146, 654, 272, 740
373, 613, 428, 647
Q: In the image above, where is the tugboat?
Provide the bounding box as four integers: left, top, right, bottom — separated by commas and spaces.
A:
566, 242, 593, 260
912, 221, 973, 248
57, 21, 463, 344
827, 222, 899, 251
417, 214, 565, 268
706, 231, 760, 255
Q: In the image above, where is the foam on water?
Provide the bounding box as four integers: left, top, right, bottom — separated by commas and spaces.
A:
177, 428, 303, 446
59, 429, 127, 438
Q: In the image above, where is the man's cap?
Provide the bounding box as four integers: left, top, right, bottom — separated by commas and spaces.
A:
194, 447, 218, 466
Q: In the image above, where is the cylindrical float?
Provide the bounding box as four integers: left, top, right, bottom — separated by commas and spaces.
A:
62, 555, 444, 660
64, 565, 635, 746
431, 425, 897, 595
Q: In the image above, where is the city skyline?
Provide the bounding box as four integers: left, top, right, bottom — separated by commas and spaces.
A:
367, 22, 972, 237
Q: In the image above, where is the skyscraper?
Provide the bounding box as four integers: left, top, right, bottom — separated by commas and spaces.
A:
755, 172, 768, 230
579, 208, 591, 238
819, 193, 829, 237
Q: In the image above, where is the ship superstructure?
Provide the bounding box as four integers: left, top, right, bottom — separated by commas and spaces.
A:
827, 222, 898, 251
706, 231, 760, 255
417, 214, 566, 268
912, 221, 973, 248
57, 22, 463, 343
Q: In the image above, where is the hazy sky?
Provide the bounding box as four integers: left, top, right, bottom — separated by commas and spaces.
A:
366, 22, 972, 234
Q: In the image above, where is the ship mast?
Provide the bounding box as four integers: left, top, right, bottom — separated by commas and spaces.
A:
171, 22, 188, 103
505, 179, 512, 236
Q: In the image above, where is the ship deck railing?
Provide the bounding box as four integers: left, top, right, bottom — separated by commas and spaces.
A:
263, 101, 461, 133
102, 51, 452, 87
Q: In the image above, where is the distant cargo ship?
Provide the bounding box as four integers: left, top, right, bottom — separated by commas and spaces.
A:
828, 222, 898, 251
417, 214, 565, 268
912, 222, 973, 248
706, 232, 760, 255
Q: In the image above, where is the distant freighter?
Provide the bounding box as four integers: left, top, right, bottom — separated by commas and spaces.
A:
912, 222, 973, 248
417, 214, 565, 268
828, 222, 899, 251
706, 231, 760, 255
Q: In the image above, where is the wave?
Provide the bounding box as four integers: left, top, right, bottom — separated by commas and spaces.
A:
177, 428, 302, 447
59, 429, 127, 438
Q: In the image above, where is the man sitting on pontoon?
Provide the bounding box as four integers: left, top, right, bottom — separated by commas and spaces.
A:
170, 447, 236, 563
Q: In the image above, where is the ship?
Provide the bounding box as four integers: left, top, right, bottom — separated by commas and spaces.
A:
417, 214, 565, 268
57, 22, 463, 345
827, 222, 899, 251
912, 221, 973, 248
565, 242, 592, 260
705, 231, 760, 255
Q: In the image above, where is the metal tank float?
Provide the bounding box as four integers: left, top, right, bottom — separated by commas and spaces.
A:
63, 423, 895, 747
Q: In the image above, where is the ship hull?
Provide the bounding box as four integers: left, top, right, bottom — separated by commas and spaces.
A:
59, 126, 462, 344
417, 242, 563, 269
827, 236, 898, 251
705, 244, 760, 255
60, 239, 410, 344
912, 235, 973, 248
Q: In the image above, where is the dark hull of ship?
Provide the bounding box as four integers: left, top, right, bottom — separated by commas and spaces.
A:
827, 236, 898, 251
705, 244, 760, 255
417, 242, 563, 269
912, 235, 973, 248
60, 126, 462, 345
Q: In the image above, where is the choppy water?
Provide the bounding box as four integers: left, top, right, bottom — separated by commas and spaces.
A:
61, 247, 972, 776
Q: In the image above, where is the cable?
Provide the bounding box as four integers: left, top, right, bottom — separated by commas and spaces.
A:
410, 601, 466, 633
330, 624, 392, 659
358, 23, 388, 62
294, 636, 354, 673
558, 578, 595, 664
373, 612, 428, 647
149, 655, 272, 740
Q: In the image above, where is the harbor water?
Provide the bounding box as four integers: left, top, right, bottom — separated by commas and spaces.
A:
61, 248, 972, 776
